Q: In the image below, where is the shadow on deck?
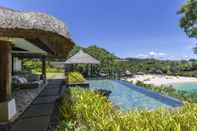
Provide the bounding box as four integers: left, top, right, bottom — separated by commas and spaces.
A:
9, 79, 65, 131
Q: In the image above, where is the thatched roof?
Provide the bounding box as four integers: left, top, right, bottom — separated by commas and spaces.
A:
0, 7, 75, 57
64, 50, 100, 64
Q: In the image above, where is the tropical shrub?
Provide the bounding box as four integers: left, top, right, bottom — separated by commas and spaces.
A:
23, 59, 64, 73
67, 72, 86, 84
56, 88, 197, 131
135, 81, 197, 103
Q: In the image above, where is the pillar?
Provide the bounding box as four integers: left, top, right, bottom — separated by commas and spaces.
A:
41, 56, 46, 80
0, 40, 16, 122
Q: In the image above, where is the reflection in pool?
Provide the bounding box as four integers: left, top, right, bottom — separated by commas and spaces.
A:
88, 80, 182, 111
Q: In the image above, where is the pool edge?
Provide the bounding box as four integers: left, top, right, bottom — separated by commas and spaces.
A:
115, 80, 183, 108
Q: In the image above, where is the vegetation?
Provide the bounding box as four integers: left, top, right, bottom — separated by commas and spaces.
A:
135, 81, 197, 103
67, 72, 86, 84
67, 45, 118, 78
23, 58, 64, 74
123, 58, 197, 76
178, 0, 197, 41
56, 88, 197, 131
68, 45, 197, 78
178, 0, 197, 55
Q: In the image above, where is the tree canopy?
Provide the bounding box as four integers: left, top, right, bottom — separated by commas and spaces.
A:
67, 45, 197, 78
178, 0, 197, 53
178, 0, 197, 38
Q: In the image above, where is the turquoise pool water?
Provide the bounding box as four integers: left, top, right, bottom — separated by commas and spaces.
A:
173, 82, 197, 93
88, 80, 181, 111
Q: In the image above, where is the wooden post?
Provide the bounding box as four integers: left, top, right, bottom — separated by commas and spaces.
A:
0, 41, 16, 122
0, 41, 12, 102
42, 56, 46, 79
12, 56, 14, 75
88, 64, 91, 79
90, 64, 93, 78
21, 58, 24, 71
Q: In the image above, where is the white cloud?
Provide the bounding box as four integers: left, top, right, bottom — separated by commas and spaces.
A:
148, 51, 166, 59
184, 55, 189, 59
149, 51, 156, 57
136, 54, 148, 58
158, 52, 166, 56
136, 51, 167, 59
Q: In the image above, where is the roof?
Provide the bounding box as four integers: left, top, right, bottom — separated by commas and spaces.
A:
64, 50, 100, 64
0, 7, 75, 57
11, 38, 47, 54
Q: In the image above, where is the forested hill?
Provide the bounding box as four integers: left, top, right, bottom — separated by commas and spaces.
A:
67, 45, 119, 74
68, 45, 197, 77
125, 58, 197, 76
68, 45, 118, 61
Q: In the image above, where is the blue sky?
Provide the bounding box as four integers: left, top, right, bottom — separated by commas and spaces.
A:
0, 0, 196, 60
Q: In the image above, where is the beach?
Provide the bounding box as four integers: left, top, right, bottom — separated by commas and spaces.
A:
125, 74, 197, 86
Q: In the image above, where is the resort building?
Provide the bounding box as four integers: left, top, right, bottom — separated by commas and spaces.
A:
0, 7, 75, 123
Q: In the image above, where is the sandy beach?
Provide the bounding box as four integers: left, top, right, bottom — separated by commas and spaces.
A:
125, 74, 197, 86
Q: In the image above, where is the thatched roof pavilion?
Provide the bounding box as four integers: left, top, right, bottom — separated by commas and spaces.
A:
0, 6, 75, 122
64, 50, 100, 64
0, 6, 75, 57
64, 50, 100, 79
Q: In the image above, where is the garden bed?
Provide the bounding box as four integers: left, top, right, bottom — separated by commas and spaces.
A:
56, 87, 197, 131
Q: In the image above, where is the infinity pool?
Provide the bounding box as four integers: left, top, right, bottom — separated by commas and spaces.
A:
173, 82, 197, 93
89, 80, 182, 111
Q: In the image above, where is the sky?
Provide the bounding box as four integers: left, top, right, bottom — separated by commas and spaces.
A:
0, 0, 196, 60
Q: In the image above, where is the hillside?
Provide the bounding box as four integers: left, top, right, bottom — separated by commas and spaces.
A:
68, 45, 118, 74
68, 45, 197, 77
68, 45, 118, 61
125, 58, 197, 76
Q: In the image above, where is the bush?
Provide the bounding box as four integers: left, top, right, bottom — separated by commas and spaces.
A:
23, 59, 64, 73
67, 72, 86, 84
57, 88, 197, 131
135, 81, 197, 103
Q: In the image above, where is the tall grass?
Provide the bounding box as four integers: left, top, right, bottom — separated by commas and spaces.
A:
56, 88, 197, 131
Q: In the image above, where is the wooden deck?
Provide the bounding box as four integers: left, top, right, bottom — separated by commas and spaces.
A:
9, 79, 64, 131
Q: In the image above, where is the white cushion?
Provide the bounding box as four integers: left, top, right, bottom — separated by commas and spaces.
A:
18, 78, 25, 84
21, 77, 28, 83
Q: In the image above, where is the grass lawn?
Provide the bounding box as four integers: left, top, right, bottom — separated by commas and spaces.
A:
33, 71, 65, 79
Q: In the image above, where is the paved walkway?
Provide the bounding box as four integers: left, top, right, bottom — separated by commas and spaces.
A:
10, 79, 64, 131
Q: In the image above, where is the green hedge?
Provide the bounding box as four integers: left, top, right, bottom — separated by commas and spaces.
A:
56, 88, 197, 131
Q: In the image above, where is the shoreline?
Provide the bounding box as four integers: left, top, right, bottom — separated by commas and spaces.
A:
125, 74, 197, 86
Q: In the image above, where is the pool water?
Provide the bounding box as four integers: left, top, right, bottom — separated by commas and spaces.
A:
173, 82, 197, 93
88, 80, 182, 111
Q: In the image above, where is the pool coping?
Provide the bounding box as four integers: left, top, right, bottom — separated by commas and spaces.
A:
115, 80, 183, 107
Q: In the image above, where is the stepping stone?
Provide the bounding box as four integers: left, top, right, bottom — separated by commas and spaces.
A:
10, 79, 64, 131
33, 96, 58, 104
46, 85, 61, 89
10, 116, 50, 131
21, 104, 54, 118
39, 88, 60, 96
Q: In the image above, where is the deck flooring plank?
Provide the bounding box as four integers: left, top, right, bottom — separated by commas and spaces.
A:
10, 116, 50, 131
10, 79, 64, 131
33, 96, 58, 104
21, 104, 54, 118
